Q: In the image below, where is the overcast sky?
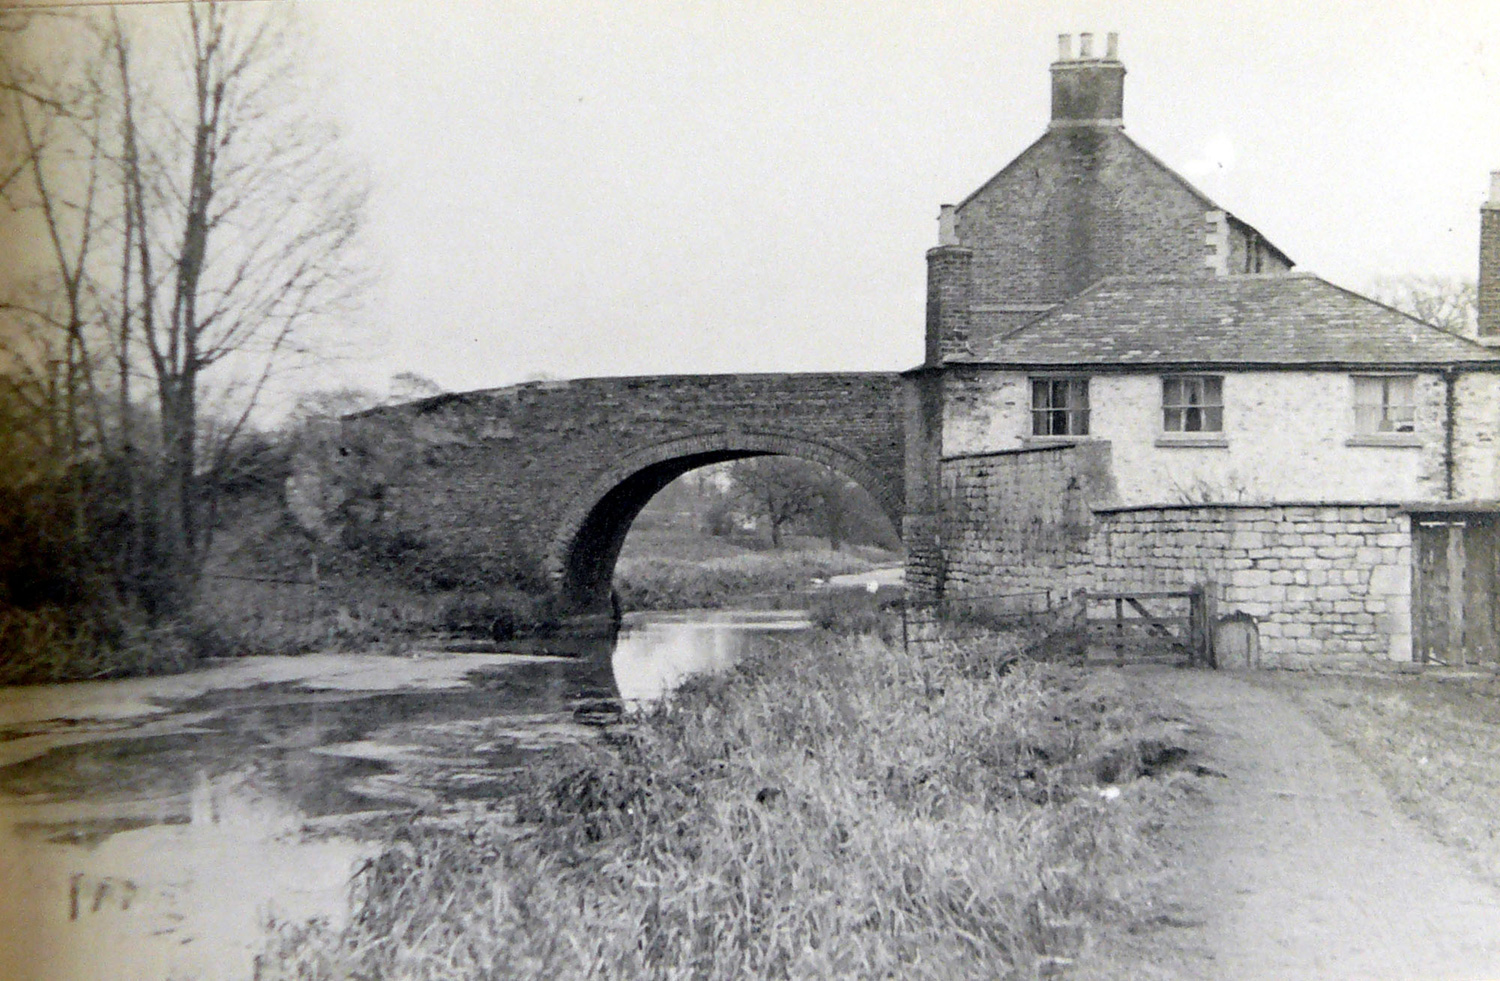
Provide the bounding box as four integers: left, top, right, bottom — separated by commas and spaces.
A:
276, 0, 1500, 398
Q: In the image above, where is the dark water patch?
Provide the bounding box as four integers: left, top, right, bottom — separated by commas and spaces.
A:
0, 666, 616, 818
0, 732, 398, 819
0, 731, 240, 802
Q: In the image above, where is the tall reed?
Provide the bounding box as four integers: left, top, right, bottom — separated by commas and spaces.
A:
262, 629, 1192, 980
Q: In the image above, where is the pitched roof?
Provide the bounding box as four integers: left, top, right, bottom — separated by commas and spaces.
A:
956, 127, 1294, 269
959, 273, 1500, 367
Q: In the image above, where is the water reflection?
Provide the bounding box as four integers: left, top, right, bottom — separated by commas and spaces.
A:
612, 609, 811, 701
0, 608, 807, 981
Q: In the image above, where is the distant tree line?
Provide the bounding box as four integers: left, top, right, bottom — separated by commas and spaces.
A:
1368, 275, 1477, 337
639, 458, 901, 552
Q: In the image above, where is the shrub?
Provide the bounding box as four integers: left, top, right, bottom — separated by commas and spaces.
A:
0, 603, 197, 685
437, 588, 553, 640
806, 588, 896, 638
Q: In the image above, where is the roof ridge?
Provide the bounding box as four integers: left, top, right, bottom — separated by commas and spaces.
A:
993, 279, 1114, 341
954, 132, 1052, 211
1084, 271, 1313, 288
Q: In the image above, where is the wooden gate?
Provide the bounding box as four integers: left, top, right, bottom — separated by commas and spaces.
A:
1413, 512, 1500, 668
1083, 588, 1210, 666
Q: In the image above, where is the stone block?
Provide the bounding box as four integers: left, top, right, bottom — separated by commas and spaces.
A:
1368, 564, 1409, 596
1388, 632, 1413, 662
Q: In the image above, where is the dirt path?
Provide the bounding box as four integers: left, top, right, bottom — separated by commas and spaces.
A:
1128, 669, 1500, 981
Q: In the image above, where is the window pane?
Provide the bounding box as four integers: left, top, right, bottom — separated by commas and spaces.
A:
1162, 375, 1223, 432
1352, 376, 1382, 408
1031, 377, 1088, 436
1388, 376, 1414, 404
1352, 375, 1416, 434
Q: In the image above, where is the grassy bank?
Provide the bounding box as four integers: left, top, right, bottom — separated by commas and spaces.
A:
261, 626, 1196, 980
1260, 671, 1500, 886
614, 544, 892, 611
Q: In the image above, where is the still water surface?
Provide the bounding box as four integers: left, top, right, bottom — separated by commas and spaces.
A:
0, 608, 808, 981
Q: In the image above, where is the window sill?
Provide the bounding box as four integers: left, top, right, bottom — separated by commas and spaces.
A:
1155, 434, 1229, 449
1345, 433, 1423, 448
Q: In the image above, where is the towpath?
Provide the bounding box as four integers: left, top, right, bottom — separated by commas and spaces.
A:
1105, 669, 1500, 981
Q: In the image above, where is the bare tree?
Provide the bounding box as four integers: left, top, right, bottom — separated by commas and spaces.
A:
0, 8, 119, 581
1, 2, 367, 619
388, 371, 443, 404
731, 457, 826, 549
1368, 275, 1477, 337
108, 3, 366, 610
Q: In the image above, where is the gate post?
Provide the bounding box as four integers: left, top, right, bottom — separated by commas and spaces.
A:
1189, 585, 1215, 668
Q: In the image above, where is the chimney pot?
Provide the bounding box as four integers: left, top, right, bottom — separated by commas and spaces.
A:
1489, 170, 1500, 207
1106, 32, 1119, 59
1057, 34, 1072, 61
1050, 31, 1125, 126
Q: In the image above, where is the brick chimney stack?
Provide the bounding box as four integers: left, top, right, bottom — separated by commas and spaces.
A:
1479, 171, 1500, 344
1050, 31, 1125, 128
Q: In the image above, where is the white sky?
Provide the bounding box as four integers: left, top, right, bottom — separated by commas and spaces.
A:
288, 0, 1500, 397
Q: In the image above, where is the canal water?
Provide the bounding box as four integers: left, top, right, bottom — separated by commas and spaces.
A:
0, 608, 810, 981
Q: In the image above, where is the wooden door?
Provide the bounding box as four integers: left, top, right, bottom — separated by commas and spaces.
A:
1461, 516, 1499, 667
1413, 515, 1500, 667
1413, 519, 1455, 665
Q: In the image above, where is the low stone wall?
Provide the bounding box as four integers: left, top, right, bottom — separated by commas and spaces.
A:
1091, 504, 1412, 668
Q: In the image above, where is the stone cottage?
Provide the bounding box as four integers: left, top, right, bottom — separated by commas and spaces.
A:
904, 33, 1500, 669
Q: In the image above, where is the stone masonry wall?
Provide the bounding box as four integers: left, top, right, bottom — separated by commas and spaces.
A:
1092, 505, 1413, 668
941, 368, 1457, 506
329, 372, 905, 602
1455, 372, 1500, 499
935, 441, 1415, 668
956, 130, 1216, 315
939, 442, 1114, 600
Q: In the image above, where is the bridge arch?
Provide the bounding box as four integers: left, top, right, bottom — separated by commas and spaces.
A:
545, 431, 902, 614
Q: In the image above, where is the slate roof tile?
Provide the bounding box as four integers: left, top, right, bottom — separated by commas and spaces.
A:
960, 273, 1500, 367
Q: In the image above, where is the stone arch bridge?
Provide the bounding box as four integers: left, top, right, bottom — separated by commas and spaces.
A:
330, 372, 909, 618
